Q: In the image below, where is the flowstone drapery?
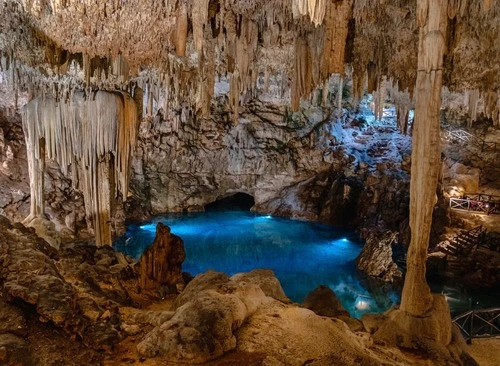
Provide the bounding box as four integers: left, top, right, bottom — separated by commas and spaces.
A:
22, 91, 138, 246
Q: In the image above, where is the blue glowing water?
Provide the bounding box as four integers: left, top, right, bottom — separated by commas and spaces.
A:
114, 211, 499, 318
115, 211, 401, 317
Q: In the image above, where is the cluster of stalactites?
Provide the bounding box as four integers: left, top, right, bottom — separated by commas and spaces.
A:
22, 91, 139, 246
291, 0, 352, 111
292, 0, 327, 26
465, 90, 500, 127
388, 80, 414, 135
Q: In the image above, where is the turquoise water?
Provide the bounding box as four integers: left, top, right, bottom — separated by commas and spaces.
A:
114, 211, 498, 318
114, 211, 400, 317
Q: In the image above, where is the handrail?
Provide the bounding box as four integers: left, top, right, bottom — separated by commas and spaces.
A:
446, 129, 499, 152
452, 307, 500, 344
450, 196, 500, 216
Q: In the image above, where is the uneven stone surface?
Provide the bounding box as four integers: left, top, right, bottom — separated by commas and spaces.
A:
302, 285, 349, 318
137, 271, 272, 363
363, 295, 476, 366
0, 215, 135, 354
138, 222, 186, 293
356, 230, 401, 282
236, 301, 412, 366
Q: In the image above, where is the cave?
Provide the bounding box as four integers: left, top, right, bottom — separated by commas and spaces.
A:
204, 192, 255, 211
0, 1, 499, 365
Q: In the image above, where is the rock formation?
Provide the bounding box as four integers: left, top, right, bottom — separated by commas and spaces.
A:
356, 230, 401, 282
302, 285, 350, 318
0, 1, 499, 364
0, 215, 486, 365
22, 91, 139, 246
138, 222, 186, 292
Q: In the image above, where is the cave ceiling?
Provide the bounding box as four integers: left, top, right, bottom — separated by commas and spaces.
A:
0, 0, 498, 115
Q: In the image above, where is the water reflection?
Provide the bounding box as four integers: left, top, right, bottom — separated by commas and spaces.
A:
114, 211, 498, 318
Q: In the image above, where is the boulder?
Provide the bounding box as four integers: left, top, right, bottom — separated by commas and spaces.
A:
302, 285, 349, 318
236, 301, 410, 366
231, 269, 290, 303
138, 223, 186, 292
137, 271, 271, 363
356, 230, 402, 282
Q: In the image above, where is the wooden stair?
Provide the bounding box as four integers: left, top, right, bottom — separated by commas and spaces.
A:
447, 225, 484, 256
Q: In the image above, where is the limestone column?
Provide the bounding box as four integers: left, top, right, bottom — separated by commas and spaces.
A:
400, 0, 448, 316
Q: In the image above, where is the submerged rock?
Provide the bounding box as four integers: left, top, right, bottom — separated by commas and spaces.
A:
356, 230, 402, 282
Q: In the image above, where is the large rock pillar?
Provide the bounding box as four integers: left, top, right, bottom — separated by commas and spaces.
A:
400, 0, 448, 316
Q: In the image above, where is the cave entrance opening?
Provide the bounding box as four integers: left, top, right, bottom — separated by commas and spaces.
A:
204, 193, 255, 212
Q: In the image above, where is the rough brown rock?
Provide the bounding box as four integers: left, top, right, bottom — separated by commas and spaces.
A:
302, 285, 349, 318
356, 231, 402, 282
138, 222, 186, 292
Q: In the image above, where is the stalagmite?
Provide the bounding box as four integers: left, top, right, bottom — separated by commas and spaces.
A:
401, 0, 448, 318
22, 91, 139, 246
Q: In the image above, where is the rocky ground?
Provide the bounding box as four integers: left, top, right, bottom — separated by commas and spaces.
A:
0, 216, 479, 366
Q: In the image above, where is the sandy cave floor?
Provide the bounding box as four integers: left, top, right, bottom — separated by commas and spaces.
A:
466, 338, 500, 366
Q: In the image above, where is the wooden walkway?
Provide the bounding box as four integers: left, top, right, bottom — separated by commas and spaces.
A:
450, 194, 500, 216
453, 307, 500, 344
447, 129, 500, 152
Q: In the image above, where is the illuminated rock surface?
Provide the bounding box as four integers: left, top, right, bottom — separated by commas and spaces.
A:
0, 0, 499, 364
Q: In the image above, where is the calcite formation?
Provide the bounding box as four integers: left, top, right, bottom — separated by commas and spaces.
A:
22, 91, 138, 245
138, 223, 186, 292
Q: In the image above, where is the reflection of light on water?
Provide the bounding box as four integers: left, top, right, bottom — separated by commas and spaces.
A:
140, 224, 155, 231
355, 295, 372, 311
341, 238, 348, 242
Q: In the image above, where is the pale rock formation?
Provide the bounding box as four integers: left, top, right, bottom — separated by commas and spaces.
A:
231, 269, 290, 303
22, 91, 139, 246
137, 271, 273, 362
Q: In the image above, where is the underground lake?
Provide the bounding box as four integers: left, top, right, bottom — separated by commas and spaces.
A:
114, 211, 499, 318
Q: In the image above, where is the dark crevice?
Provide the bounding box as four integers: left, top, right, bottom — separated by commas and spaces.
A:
204, 192, 255, 212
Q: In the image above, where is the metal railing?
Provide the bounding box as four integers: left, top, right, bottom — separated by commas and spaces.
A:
453, 307, 500, 344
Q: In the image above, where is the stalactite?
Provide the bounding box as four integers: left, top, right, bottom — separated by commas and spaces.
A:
467, 89, 480, 127
484, 90, 499, 126
321, 77, 329, 107
293, 0, 327, 26
401, 0, 449, 318
174, 3, 188, 57
192, 0, 209, 53
320, 0, 352, 79
372, 76, 386, 121
397, 106, 410, 135
22, 91, 139, 246
336, 75, 343, 120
